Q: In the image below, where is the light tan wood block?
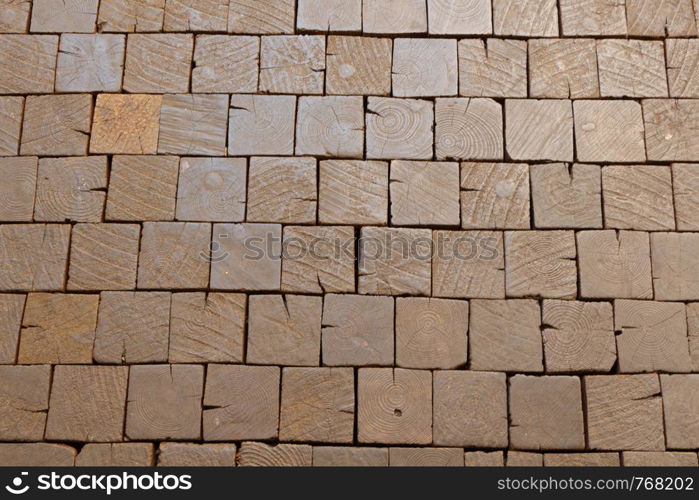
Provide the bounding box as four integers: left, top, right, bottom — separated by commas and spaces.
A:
597, 40, 668, 98
326, 36, 392, 96
158, 94, 229, 156
366, 97, 433, 160
259, 35, 325, 94
228, 95, 296, 156
0, 0, 31, 32
297, 0, 362, 31
493, 0, 558, 36
390, 448, 464, 466
626, 0, 697, 36
661, 374, 699, 449
427, 0, 492, 34
464, 451, 504, 466
545, 453, 620, 466
158, 444, 236, 466
0, 294, 25, 364
30, 0, 98, 32
296, 96, 364, 158
363, 0, 427, 33
574, 100, 646, 162
313, 447, 388, 466
392, 38, 458, 97
0, 444, 75, 466
651, 232, 699, 300
0, 35, 57, 93
458, 39, 527, 97
506, 99, 573, 162
559, 0, 627, 35
56, 34, 125, 92
672, 163, 699, 230
228, 0, 295, 34
0, 157, 37, 222
238, 443, 312, 466
644, 99, 699, 162
436, 98, 503, 160
163, 0, 228, 31
21, 94, 92, 156
0, 365, 50, 440
76, 443, 154, 466
176, 158, 246, 222
97, 0, 165, 32
0, 97, 23, 155
90, 94, 162, 154
529, 39, 599, 98
623, 452, 699, 467
667, 39, 699, 98
123, 34, 193, 93
192, 35, 259, 93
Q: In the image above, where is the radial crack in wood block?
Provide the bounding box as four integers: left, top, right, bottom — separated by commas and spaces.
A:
97, 0, 165, 32
458, 39, 527, 98
577, 230, 652, 299
559, 0, 628, 35
296, 96, 364, 158
626, 0, 697, 37
18, 293, 98, 364
21, 95, 92, 157
56, 34, 125, 92
0, 365, 50, 441
366, 97, 433, 160
436, 98, 503, 160
529, 39, 599, 98
260, 35, 325, 95
321, 294, 394, 367
228, 95, 296, 156
90, 94, 162, 154
203, 364, 279, 441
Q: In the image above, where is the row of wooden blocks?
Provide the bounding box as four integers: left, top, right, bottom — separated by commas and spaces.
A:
1, 93, 699, 161
2, 157, 698, 231
3, 442, 699, 467
2, 292, 698, 372
3, 0, 699, 38
3, 34, 699, 98
1, 364, 697, 452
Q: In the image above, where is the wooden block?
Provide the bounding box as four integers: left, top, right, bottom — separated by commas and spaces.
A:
35, 156, 107, 223
390, 161, 460, 226
296, 96, 364, 158
509, 375, 585, 450
56, 34, 125, 92
21, 95, 91, 156
667, 40, 699, 98
358, 368, 432, 445
661, 374, 699, 449
542, 300, 616, 373
18, 293, 97, 364
685, 303, 699, 370
247, 294, 321, 365
0, 224, 70, 292
586, 375, 665, 451
228, 0, 295, 34
559, 0, 628, 35
544, 453, 620, 466
68, 224, 139, 291
644, 99, 699, 162
210, 223, 281, 290
297, 0, 361, 31
531, 163, 602, 229
433, 370, 507, 447
464, 451, 504, 466
507, 451, 543, 466
358, 227, 432, 296
651, 232, 699, 300
46, 365, 128, 442
203, 364, 279, 440
313, 447, 388, 466
326, 36, 392, 96
470, 299, 543, 372
0, 443, 75, 466
389, 448, 464, 467
0, 157, 36, 222
282, 226, 355, 294
626, 0, 697, 36
318, 160, 388, 225
176, 158, 246, 222
597, 40, 668, 98
163, 0, 228, 31
280, 367, 354, 443
577, 230, 652, 299
432, 230, 505, 298
259, 35, 325, 94
0, 294, 25, 363
158, 444, 236, 466
0, 35, 57, 93
529, 39, 599, 98
97, 0, 165, 32
123, 34, 192, 93
673, 164, 699, 230
427, 0, 491, 34
506, 99, 573, 161
366, 97, 433, 160
602, 165, 674, 231
247, 157, 316, 223
321, 294, 394, 366
192, 35, 259, 93
126, 364, 203, 440
396, 297, 468, 369
460, 163, 529, 229
458, 39, 527, 97
623, 452, 699, 467
170, 293, 245, 363
0, 365, 50, 440
363, 0, 427, 33
76, 443, 154, 466
0, 0, 30, 32
228, 95, 296, 155
238, 442, 312, 466
436, 98, 503, 160
493, 0, 558, 36
505, 230, 577, 299
90, 94, 162, 154
137, 222, 210, 289
574, 100, 646, 162
30, 0, 98, 32
106, 155, 178, 221
94, 291, 171, 363
0, 97, 23, 155
158, 94, 228, 156
393, 38, 458, 97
